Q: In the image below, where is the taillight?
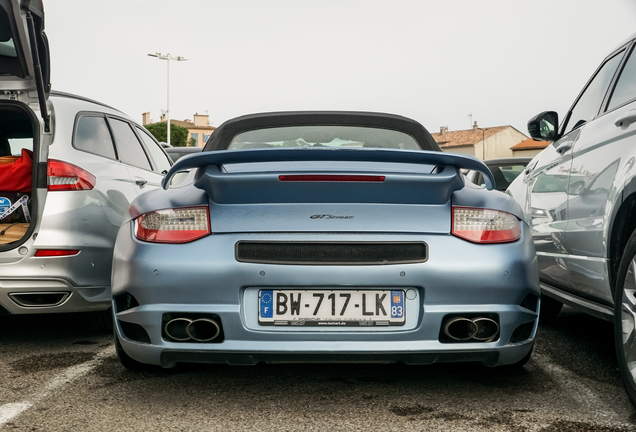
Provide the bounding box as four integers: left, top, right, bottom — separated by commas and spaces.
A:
134, 206, 210, 243
452, 207, 521, 244
47, 160, 96, 191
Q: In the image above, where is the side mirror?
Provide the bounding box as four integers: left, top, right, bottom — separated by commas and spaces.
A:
566, 180, 585, 195
528, 111, 558, 141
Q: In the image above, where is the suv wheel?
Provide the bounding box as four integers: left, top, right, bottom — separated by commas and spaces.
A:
614, 229, 636, 407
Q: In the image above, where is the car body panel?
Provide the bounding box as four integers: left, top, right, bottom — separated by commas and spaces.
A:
0, 93, 170, 315
508, 34, 636, 310
113, 223, 538, 367
0, 1, 173, 316
112, 112, 539, 368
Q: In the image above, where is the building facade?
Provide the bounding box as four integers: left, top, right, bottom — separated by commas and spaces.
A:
510, 138, 550, 158
142, 112, 216, 147
430, 123, 531, 160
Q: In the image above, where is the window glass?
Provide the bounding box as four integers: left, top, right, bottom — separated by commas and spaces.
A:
489, 164, 527, 190
499, 164, 527, 183
563, 52, 624, 135
0, 7, 22, 78
203, 133, 211, 142
473, 173, 484, 186
136, 126, 172, 174
228, 126, 421, 150
191, 133, 198, 144
532, 174, 570, 193
608, 47, 636, 111
108, 118, 151, 171
8, 138, 32, 155
74, 116, 116, 159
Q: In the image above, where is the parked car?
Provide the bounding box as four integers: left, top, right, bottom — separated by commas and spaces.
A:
506, 31, 636, 406
465, 157, 531, 192
111, 111, 540, 370
165, 146, 203, 162
0, 0, 172, 328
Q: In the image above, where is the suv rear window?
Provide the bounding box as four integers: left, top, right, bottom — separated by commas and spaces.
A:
74, 116, 116, 159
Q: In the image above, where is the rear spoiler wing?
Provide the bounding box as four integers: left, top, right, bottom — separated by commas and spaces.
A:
162, 148, 495, 191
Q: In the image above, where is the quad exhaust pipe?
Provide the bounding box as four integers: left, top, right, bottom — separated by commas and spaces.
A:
442, 316, 499, 342
164, 317, 221, 342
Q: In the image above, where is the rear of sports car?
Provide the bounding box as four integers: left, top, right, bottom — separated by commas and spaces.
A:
111, 145, 539, 369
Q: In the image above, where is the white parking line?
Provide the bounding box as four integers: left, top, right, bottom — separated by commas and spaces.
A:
0, 345, 114, 427
0, 403, 32, 425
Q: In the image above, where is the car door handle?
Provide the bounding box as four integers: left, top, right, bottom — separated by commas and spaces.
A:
615, 109, 636, 128
555, 141, 573, 154
134, 177, 148, 186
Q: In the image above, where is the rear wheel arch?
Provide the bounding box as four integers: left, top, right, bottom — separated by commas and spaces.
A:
609, 185, 636, 294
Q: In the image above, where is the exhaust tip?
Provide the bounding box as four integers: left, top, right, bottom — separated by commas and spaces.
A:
440, 314, 500, 343
162, 313, 225, 343
443, 317, 477, 341
9, 292, 70, 307
187, 318, 221, 342
164, 318, 192, 341
472, 318, 499, 342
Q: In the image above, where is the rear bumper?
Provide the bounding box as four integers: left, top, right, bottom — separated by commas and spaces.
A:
115, 304, 536, 368
0, 191, 121, 314
112, 224, 540, 368
0, 277, 110, 314
158, 348, 517, 368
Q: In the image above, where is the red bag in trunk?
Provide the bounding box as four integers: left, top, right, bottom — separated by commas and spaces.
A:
0, 149, 33, 193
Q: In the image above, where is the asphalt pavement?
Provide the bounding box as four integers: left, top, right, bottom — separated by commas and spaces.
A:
0, 306, 635, 431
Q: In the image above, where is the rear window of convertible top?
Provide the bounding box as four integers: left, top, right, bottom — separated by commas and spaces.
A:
227, 126, 421, 150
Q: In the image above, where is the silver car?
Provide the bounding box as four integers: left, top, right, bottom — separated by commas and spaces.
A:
0, 1, 171, 327
507, 31, 636, 406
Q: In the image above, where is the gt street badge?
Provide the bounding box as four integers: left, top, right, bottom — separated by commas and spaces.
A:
310, 214, 354, 219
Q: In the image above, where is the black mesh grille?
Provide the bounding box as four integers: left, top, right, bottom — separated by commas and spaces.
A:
236, 242, 427, 265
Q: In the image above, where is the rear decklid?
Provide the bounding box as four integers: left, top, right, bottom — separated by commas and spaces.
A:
0, 0, 49, 125
163, 148, 495, 233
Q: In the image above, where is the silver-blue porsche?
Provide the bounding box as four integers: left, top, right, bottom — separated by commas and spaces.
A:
111, 112, 539, 369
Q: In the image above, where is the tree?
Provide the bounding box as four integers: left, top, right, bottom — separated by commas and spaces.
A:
144, 122, 190, 147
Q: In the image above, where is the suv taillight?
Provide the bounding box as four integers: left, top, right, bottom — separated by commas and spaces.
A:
47, 160, 96, 191
134, 206, 211, 243
452, 207, 521, 243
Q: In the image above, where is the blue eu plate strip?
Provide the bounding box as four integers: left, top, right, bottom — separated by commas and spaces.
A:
260, 290, 274, 318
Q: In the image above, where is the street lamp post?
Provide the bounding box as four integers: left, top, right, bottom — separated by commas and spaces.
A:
148, 52, 188, 147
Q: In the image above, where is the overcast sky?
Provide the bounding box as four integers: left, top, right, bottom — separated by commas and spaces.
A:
44, 0, 636, 136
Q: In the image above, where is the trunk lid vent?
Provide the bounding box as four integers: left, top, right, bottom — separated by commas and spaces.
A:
236, 241, 427, 265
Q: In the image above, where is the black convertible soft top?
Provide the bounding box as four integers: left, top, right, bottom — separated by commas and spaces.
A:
203, 111, 441, 152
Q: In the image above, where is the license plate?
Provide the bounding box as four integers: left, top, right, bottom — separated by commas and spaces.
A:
258, 289, 405, 326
